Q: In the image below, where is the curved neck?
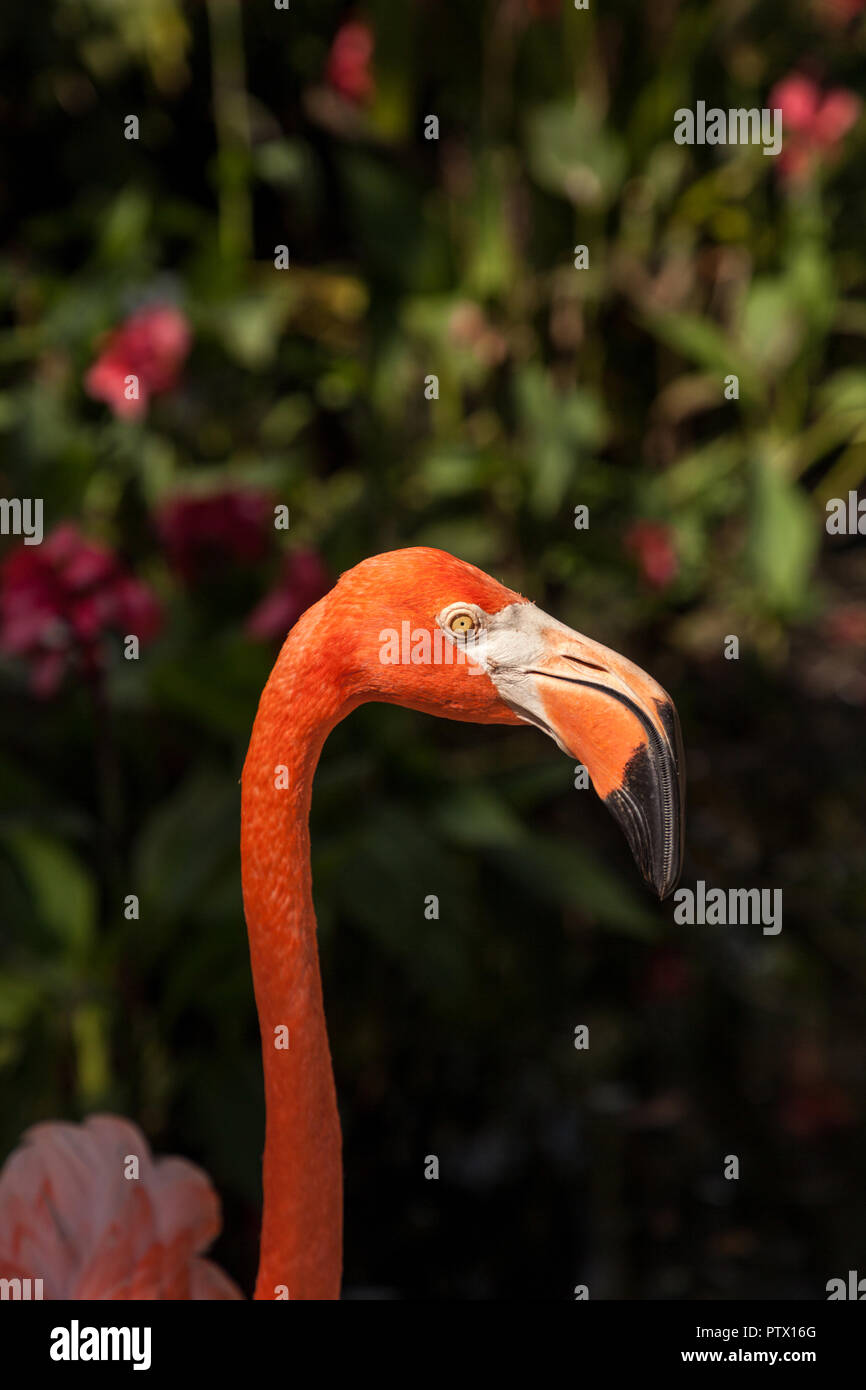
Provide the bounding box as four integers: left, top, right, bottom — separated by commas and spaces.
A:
241, 613, 356, 1300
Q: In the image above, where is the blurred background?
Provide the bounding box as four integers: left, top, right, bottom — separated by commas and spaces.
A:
0, 0, 865, 1300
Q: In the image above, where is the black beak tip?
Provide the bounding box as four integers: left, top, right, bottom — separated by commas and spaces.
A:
628, 833, 682, 903
603, 702, 685, 904
652, 864, 682, 902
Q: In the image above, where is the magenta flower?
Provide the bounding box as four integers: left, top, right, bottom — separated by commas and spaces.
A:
246, 548, 331, 642
156, 489, 273, 584
85, 304, 191, 419
325, 21, 375, 104
0, 524, 161, 696
770, 74, 861, 183
624, 522, 678, 590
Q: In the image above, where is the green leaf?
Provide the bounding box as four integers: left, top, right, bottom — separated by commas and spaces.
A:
96, 186, 151, 264
0, 976, 41, 1031
465, 154, 519, 299
645, 310, 745, 383
414, 516, 503, 567
134, 768, 239, 929
71, 1002, 112, 1105
254, 139, 317, 193
516, 367, 607, 516
526, 101, 625, 208
748, 454, 818, 616
740, 280, 803, 376
818, 370, 866, 420
214, 292, 295, 369
0, 831, 96, 957
433, 785, 527, 850
498, 836, 659, 938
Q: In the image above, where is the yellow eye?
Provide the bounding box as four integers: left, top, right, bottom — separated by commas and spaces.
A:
448, 611, 476, 636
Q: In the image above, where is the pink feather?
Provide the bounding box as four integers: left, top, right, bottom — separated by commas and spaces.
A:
0, 1115, 242, 1299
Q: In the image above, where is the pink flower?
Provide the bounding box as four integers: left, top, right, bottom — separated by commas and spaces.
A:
448, 302, 508, 367
770, 74, 861, 183
624, 522, 678, 590
325, 20, 375, 104
156, 489, 273, 584
0, 523, 160, 696
85, 304, 191, 419
246, 548, 331, 642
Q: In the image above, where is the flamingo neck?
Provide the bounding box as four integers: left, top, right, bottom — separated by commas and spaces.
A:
241, 616, 356, 1300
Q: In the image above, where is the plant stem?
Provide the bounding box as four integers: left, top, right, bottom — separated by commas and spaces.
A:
206, 0, 253, 264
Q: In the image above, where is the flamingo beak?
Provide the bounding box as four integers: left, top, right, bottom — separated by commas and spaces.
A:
489, 608, 686, 899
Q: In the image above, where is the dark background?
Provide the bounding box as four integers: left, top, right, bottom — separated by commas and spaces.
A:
1, 0, 865, 1299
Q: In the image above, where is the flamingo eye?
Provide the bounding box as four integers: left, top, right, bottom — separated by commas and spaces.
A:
448, 610, 477, 636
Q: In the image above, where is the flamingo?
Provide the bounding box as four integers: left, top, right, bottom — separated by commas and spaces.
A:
0, 1116, 242, 1299
0, 548, 685, 1300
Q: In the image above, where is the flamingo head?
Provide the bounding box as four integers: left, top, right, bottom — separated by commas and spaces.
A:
329, 548, 685, 899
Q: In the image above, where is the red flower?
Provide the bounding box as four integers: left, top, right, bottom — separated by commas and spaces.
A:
641, 947, 692, 1002
779, 1084, 853, 1139
770, 74, 861, 183
624, 521, 678, 590
815, 0, 866, 24
156, 489, 273, 584
0, 524, 160, 697
825, 602, 866, 647
778, 1036, 855, 1139
246, 548, 331, 642
85, 304, 191, 419
325, 20, 375, 104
